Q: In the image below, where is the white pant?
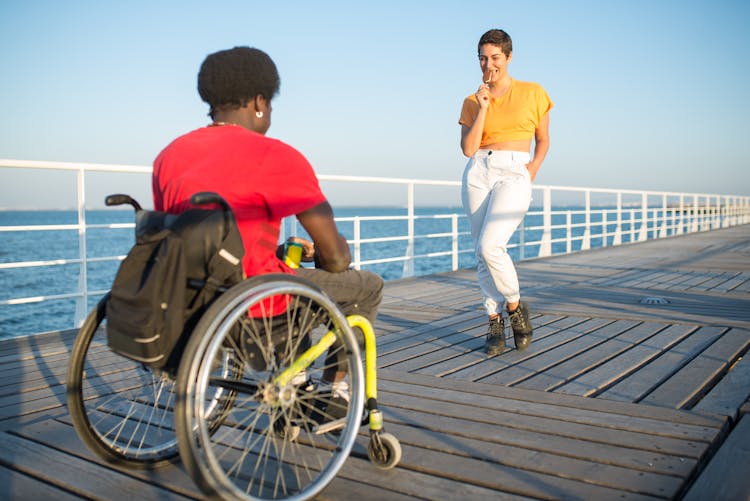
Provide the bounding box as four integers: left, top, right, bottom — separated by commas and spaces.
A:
461, 150, 532, 315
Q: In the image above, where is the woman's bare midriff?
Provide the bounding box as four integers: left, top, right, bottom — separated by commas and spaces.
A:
482, 140, 532, 152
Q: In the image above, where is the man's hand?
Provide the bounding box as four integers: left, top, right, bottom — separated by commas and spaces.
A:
287, 236, 315, 262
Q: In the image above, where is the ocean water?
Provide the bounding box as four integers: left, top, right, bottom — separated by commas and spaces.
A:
0, 206, 622, 339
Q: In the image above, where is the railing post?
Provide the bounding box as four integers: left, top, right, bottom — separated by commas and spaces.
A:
602, 210, 608, 248
724, 195, 733, 226
659, 194, 668, 238
630, 209, 636, 243
74, 167, 88, 328
566, 211, 572, 253
690, 195, 699, 232
639, 193, 648, 242
705, 196, 711, 230
353, 216, 361, 270
676, 194, 684, 235
451, 214, 459, 271
582, 190, 591, 250
402, 182, 415, 277
539, 187, 552, 257
612, 192, 622, 246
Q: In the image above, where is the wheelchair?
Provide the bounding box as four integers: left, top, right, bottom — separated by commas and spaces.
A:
66, 193, 401, 501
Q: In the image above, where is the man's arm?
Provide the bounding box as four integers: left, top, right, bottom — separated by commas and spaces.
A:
296, 201, 351, 272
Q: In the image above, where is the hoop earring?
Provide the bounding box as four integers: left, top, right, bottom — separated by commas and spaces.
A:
256, 111, 263, 118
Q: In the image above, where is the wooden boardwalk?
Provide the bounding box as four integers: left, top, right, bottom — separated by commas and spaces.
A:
1, 224, 749, 499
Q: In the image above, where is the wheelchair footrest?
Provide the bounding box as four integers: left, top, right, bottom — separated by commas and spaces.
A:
313, 417, 346, 435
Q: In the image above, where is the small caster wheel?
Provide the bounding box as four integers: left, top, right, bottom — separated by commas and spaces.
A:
368, 432, 401, 469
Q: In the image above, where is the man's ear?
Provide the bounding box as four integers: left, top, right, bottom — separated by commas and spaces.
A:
253, 94, 269, 113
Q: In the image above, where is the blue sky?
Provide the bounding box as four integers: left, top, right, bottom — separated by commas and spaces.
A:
1, 0, 749, 208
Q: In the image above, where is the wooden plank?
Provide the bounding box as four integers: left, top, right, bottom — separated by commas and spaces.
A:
682, 415, 750, 501
0, 431, 194, 500
0, 345, 94, 394
0, 382, 68, 420
376, 310, 485, 356
640, 327, 750, 409
350, 424, 670, 500
741, 400, 750, 417
28, 417, 441, 501
659, 271, 707, 291
379, 323, 486, 371
691, 272, 740, 292
597, 326, 726, 403
624, 270, 674, 289
0, 464, 83, 500
432, 316, 606, 381
384, 315, 561, 377
556, 323, 698, 397
23, 389, 673, 501
483, 320, 641, 387
667, 272, 716, 291
379, 369, 726, 429
327, 446, 526, 500
517, 321, 666, 392
378, 379, 720, 444
693, 351, 750, 418
378, 391, 703, 468
16, 418, 201, 497
347, 427, 664, 500
380, 313, 563, 374
714, 272, 750, 292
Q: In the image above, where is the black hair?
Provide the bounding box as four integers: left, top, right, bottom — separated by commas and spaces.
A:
197, 46, 280, 119
478, 29, 512, 57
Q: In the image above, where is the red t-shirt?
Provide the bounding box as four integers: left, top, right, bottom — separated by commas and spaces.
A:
153, 125, 327, 278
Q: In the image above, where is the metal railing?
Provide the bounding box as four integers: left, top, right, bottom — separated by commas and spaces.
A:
2, 158, 749, 331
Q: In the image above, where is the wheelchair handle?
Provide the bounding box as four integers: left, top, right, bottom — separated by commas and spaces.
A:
105, 194, 142, 212
191, 192, 231, 212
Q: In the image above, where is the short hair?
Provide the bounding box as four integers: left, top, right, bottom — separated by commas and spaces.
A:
478, 29, 512, 57
198, 46, 280, 118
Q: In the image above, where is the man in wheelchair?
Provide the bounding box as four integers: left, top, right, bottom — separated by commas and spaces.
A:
152, 46, 383, 416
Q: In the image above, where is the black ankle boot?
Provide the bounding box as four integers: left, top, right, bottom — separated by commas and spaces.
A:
485, 316, 507, 356
508, 301, 533, 350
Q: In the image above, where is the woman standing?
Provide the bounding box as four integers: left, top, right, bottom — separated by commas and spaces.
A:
459, 29, 553, 355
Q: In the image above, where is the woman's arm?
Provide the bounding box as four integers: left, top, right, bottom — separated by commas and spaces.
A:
460, 86, 490, 157
526, 112, 550, 182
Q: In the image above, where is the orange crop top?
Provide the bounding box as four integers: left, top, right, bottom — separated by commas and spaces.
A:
459, 79, 553, 144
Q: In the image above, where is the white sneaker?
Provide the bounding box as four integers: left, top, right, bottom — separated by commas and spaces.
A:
291, 370, 310, 387
317, 379, 350, 402
331, 380, 350, 403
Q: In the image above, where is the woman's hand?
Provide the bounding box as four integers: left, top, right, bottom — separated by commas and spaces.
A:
475, 84, 490, 110
525, 163, 538, 182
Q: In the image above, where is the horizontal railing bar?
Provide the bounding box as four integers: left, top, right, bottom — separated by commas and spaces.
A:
0, 256, 124, 270
2, 158, 749, 335
0, 159, 152, 173
0, 223, 135, 232
0, 224, 80, 232
0, 259, 83, 269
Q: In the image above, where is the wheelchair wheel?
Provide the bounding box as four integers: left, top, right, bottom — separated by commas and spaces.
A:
175, 274, 365, 501
66, 294, 180, 467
